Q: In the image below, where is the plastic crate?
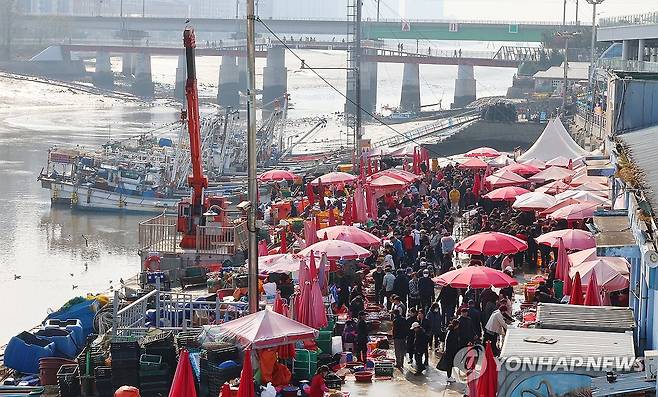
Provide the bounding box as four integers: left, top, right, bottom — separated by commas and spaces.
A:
95, 377, 114, 397
374, 361, 394, 377
94, 366, 112, 379
141, 331, 174, 348
317, 330, 332, 341
140, 354, 163, 369
57, 364, 81, 397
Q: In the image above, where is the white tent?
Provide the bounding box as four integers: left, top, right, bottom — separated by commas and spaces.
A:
518, 119, 589, 161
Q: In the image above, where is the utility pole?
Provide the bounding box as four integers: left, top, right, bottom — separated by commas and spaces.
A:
376, 0, 380, 22
558, 31, 579, 118
575, 0, 579, 25
354, 0, 362, 156
587, 0, 605, 109
562, 0, 567, 26
246, 0, 259, 313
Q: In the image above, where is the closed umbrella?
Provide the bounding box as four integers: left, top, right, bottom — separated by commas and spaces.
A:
298, 259, 309, 287
433, 266, 518, 289
309, 278, 328, 329
476, 342, 498, 397
328, 206, 336, 226
472, 172, 481, 196
353, 185, 368, 223
318, 253, 328, 294
554, 238, 570, 295
365, 187, 377, 219
455, 232, 528, 256
535, 229, 596, 251
258, 240, 269, 257
236, 350, 255, 397
483, 186, 530, 202
343, 196, 353, 226
584, 271, 602, 306
279, 230, 287, 254
314, 215, 321, 232
317, 225, 381, 247
306, 183, 315, 206
258, 169, 298, 182
569, 272, 584, 305
304, 219, 318, 247
168, 349, 197, 397
308, 250, 317, 281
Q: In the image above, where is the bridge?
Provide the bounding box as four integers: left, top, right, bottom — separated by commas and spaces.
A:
598, 11, 658, 66
15, 14, 589, 43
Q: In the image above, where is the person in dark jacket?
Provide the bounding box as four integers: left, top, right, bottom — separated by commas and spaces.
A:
349, 295, 364, 319
417, 310, 431, 366
438, 284, 459, 327
418, 269, 435, 312
392, 269, 409, 304
457, 307, 476, 347
427, 302, 443, 351
355, 311, 369, 363
411, 322, 429, 375
372, 265, 385, 304
437, 319, 459, 383
405, 308, 418, 364
467, 300, 483, 339
391, 309, 408, 369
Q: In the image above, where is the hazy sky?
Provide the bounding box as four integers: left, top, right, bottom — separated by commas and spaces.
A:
441, 0, 656, 22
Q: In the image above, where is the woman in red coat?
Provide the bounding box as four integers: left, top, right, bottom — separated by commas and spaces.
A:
307, 366, 330, 397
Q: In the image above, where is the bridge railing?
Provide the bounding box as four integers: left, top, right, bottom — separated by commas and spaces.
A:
600, 12, 658, 27
599, 58, 658, 73
372, 112, 480, 148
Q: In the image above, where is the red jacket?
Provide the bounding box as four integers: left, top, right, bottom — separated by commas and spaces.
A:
403, 235, 415, 251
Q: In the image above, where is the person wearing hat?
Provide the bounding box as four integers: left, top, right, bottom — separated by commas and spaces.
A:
418, 269, 435, 313
355, 311, 369, 363
410, 321, 429, 375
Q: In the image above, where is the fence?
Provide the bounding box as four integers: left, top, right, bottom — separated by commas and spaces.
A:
599, 59, 658, 74
111, 287, 249, 337
372, 112, 480, 148
600, 12, 658, 27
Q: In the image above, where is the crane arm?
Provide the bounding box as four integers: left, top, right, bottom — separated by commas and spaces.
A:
183, 27, 208, 209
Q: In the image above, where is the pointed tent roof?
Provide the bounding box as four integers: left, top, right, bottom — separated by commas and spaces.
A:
519, 119, 589, 161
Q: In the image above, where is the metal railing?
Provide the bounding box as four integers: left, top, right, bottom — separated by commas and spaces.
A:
195, 222, 248, 255
111, 288, 249, 337
599, 58, 658, 73
600, 12, 658, 27
576, 103, 606, 129
372, 112, 480, 148
139, 213, 179, 254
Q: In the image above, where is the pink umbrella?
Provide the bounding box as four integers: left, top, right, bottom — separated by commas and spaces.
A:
522, 158, 547, 169
546, 156, 572, 168
343, 196, 353, 226
314, 215, 322, 232
584, 271, 602, 306
570, 257, 630, 292
555, 190, 610, 205
258, 240, 269, 257
512, 192, 557, 211
472, 172, 481, 196
575, 182, 609, 196
300, 239, 372, 260
569, 174, 609, 186
259, 253, 306, 274
304, 219, 318, 247
318, 253, 328, 294
433, 266, 518, 289
458, 158, 488, 170
308, 250, 318, 281
485, 170, 527, 188
569, 272, 584, 305
353, 185, 368, 223
500, 162, 540, 176
258, 169, 298, 182
369, 169, 419, 183
365, 187, 377, 219
310, 172, 357, 186
483, 186, 531, 202
279, 229, 288, 253
535, 179, 571, 195
554, 238, 570, 289
318, 225, 381, 247
568, 247, 597, 267
549, 202, 597, 220
537, 198, 582, 217
309, 278, 328, 329
535, 229, 596, 251
528, 166, 575, 183
465, 147, 500, 158
298, 259, 309, 286
455, 232, 528, 256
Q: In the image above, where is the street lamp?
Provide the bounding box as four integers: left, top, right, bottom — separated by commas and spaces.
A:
557, 31, 581, 118
586, 0, 605, 108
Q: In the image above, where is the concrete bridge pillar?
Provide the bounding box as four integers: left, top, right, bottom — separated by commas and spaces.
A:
93, 51, 113, 88
121, 54, 134, 76
345, 50, 378, 120
638, 39, 646, 62
237, 56, 248, 93
399, 63, 420, 112
453, 64, 476, 108
132, 53, 154, 97
174, 55, 186, 101
218, 55, 240, 108
622, 40, 631, 61
262, 47, 288, 112
651, 48, 658, 63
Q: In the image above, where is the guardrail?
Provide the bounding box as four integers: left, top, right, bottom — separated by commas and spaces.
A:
599, 58, 658, 73
600, 12, 658, 27
576, 103, 606, 129
111, 288, 249, 337
372, 112, 480, 148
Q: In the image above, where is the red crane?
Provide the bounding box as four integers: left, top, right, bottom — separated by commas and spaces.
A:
177, 27, 226, 249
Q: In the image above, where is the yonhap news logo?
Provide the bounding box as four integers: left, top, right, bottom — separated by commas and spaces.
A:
453, 344, 642, 380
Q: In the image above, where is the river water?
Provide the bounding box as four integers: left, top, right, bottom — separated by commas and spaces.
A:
0, 47, 516, 342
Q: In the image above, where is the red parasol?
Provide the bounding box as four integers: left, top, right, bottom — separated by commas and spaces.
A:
300, 239, 371, 260
535, 229, 596, 251
236, 349, 255, 397
500, 162, 540, 176
584, 271, 602, 306
328, 207, 336, 226
537, 198, 581, 216
343, 196, 353, 226
258, 240, 269, 257
308, 250, 318, 281
317, 178, 324, 201
465, 147, 500, 158
535, 179, 571, 195
512, 192, 558, 211
367, 158, 373, 176
485, 170, 527, 188
472, 172, 481, 196
433, 266, 518, 289
549, 202, 596, 221
306, 183, 315, 206
258, 169, 298, 182
455, 232, 528, 256
317, 225, 381, 247
569, 272, 584, 305
221, 383, 232, 397
483, 186, 530, 202
310, 172, 357, 186
570, 257, 630, 292
476, 342, 498, 397
369, 169, 420, 183
168, 349, 197, 397
554, 238, 570, 291
304, 219, 318, 247
353, 185, 368, 223
458, 158, 488, 170
314, 215, 321, 232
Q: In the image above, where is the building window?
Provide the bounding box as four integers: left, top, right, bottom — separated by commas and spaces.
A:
449, 23, 459, 32
509, 24, 519, 34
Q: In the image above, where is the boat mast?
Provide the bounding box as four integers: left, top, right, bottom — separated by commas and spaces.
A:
246, 0, 260, 313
